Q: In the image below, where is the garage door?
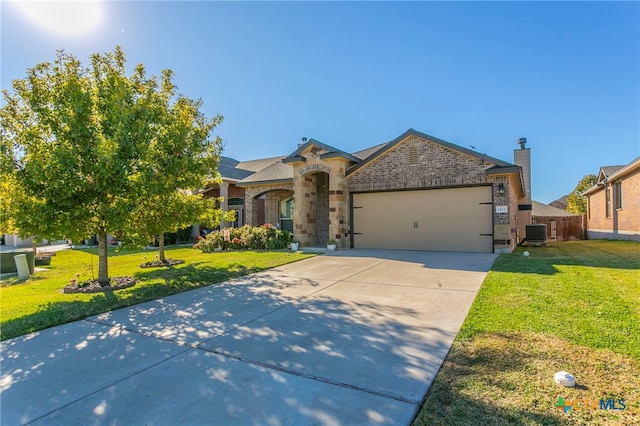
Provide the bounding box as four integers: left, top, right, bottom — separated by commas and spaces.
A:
352, 186, 493, 253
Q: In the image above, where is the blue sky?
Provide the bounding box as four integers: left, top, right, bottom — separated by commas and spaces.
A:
2, 1, 639, 203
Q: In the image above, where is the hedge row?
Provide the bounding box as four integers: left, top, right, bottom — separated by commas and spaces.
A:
194, 224, 290, 252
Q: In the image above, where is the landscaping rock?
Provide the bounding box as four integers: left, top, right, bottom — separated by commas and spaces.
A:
63, 276, 136, 294
139, 259, 185, 268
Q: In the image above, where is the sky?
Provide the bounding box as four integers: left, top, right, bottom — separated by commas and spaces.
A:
2, 1, 639, 204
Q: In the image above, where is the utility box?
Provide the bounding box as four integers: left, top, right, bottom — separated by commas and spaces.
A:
14, 254, 30, 279
526, 224, 547, 245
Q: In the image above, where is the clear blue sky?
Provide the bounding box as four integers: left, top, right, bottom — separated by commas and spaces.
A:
2, 1, 639, 203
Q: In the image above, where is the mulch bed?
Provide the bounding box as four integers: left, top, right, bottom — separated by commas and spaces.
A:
63, 276, 136, 294
139, 258, 185, 268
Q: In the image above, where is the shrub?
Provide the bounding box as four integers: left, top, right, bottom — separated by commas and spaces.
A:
195, 225, 290, 252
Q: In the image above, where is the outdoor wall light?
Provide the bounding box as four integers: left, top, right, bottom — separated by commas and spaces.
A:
498, 183, 506, 196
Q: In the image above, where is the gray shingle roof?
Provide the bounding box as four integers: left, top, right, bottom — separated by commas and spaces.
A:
532, 201, 577, 217
237, 156, 286, 172
601, 165, 625, 177
351, 142, 388, 160
236, 160, 293, 186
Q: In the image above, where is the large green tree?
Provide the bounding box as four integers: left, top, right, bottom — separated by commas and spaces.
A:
1, 47, 223, 285
567, 174, 597, 215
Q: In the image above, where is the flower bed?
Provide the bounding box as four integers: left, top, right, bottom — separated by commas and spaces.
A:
194, 224, 290, 252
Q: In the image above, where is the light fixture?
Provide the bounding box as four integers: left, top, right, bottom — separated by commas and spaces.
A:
498, 183, 505, 196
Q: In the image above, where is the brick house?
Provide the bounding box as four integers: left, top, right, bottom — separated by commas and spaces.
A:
583, 157, 640, 241
209, 129, 533, 253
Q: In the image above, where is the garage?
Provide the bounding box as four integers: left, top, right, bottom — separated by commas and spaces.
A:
351, 186, 493, 253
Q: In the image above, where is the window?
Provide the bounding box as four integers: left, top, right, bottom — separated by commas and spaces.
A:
279, 198, 294, 232
605, 185, 611, 218
228, 197, 244, 206
614, 181, 622, 210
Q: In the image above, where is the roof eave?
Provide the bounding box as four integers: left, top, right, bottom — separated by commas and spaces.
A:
485, 166, 526, 197
282, 156, 306, 164
320, 151, 361, 162
235, 178, 293, 188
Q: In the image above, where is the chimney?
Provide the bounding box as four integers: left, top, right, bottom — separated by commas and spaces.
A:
514, 137, 531, 203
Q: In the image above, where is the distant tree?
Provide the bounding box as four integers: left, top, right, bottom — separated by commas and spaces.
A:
567, 174, 597, 215
0, 46, 223, 286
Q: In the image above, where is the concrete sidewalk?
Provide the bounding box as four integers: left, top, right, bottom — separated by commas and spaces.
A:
1, 250, 496, 425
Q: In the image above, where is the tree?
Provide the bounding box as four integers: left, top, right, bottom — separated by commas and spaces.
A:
0, 46, 223, 286
121, 190, 233, 263
567, 174, 597, 215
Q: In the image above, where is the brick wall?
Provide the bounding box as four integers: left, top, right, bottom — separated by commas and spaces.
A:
348, 135, 492, 192
616, 169, 640, 233
264, 190, 294, 227
587, 168, 640, 240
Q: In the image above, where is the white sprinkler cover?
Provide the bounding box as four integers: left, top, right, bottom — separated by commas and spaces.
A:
554, 371, 576, 387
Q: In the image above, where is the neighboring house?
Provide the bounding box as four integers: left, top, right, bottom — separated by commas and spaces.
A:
210, 129, 534, 253
583, 157, 640, 241
531, 200, 584, 241
549, 195, 569, 211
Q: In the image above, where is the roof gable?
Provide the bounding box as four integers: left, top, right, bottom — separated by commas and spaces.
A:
346, 129, 513, 176
283, 138, 361, 163
597, 165, 625, 184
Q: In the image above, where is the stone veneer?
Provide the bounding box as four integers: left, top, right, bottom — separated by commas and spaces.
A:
289, 147, 351, 249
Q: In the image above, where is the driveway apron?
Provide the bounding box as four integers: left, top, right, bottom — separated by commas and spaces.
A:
1, 250, 496, 425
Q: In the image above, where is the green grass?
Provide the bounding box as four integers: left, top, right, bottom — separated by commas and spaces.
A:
0, 247, 314, 341
461, 240, 640, 359
414, 240, 640, 425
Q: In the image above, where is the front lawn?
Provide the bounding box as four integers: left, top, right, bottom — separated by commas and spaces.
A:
414, 240, 640, 425
0, 247, 314, 341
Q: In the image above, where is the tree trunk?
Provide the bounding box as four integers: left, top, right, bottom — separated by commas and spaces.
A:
97, 232, 109, 287
158, 233, 166, 262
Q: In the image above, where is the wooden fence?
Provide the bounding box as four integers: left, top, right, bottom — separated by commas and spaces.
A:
532, 215, 586, 241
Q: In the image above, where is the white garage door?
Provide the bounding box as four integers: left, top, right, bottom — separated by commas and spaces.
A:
352, 186, 493, 253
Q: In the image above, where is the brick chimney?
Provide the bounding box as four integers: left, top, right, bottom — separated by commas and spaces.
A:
514, 138, 532, 240
514, 138, 531, 204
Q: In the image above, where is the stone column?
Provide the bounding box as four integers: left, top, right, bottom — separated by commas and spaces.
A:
327, 159, 350, 249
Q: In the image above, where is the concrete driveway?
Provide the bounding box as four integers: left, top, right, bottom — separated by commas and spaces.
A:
1, 249, 496, 425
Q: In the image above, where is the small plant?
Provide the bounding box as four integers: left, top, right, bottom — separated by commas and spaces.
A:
328, 239, 337, 245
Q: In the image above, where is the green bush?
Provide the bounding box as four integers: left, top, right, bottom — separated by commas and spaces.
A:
195, 224, 290, 252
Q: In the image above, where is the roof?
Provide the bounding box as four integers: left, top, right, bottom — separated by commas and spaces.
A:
235, 160, 294, 186
346, 128, 514, 176
583, 157, 640, 196
549, 195, 569, 209
351, 142, 388, 160
532, 200, 577, 217
236, 156, 285, 173
600, 165, 625, 179
217, 157, 254, 181
283, 139, 361, 163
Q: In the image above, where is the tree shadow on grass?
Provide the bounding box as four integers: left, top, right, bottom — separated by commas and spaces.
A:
0, 263, 257, 341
